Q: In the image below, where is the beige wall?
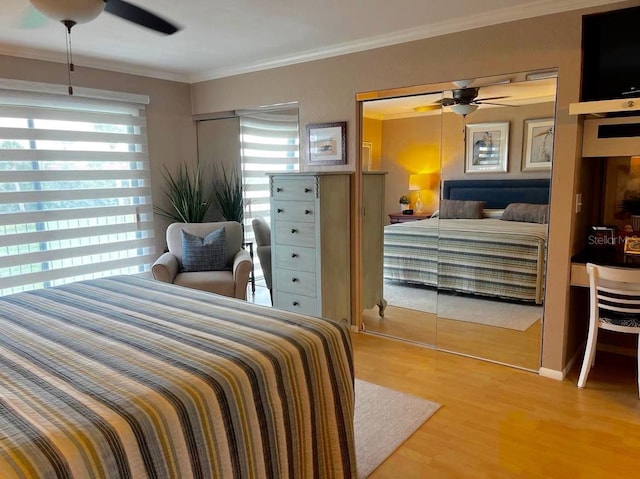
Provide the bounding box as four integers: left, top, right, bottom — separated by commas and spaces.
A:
1, 1, 633, 374
377, 114, 442, 216
372, 100, 555, 219
196, 118, 242, 221
362, 117, 382, 170
441, 102, 556, 180
0, 54, 197, 256
191, 2, 638, 374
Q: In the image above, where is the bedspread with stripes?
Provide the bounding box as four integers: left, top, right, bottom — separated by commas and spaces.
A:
0, 276, 355, 479
384, 218, 547, 303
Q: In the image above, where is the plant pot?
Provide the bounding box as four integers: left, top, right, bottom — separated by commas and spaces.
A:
400, 203, 410, 212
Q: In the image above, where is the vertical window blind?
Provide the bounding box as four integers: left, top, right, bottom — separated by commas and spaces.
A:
0, 81, 155, 297
239, 108, 299, 281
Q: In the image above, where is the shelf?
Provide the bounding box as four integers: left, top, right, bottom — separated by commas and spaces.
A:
569, 98, 640, 117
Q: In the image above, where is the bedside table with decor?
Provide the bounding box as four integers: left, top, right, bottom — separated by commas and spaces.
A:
388, 212, 433, 223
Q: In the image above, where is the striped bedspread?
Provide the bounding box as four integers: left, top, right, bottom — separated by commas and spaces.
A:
384, 218, 547, 303
0, 276, 355, 479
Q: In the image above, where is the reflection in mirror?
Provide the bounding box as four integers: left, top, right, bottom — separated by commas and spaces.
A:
358, 71, 557, 371
360, 91, 443, 345
436, 74, 556, 370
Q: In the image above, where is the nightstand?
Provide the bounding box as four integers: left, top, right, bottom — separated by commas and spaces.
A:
388, 212, 432, 224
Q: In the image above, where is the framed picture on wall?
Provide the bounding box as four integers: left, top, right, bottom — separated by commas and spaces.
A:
306, 121, 347, 165
465, 122, 509, 173
522, 118, 554, 171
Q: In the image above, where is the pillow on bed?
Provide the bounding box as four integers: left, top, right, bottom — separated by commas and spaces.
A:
439, 199, 485, 219
181, 228, 228, 272
500, 203, 549, 224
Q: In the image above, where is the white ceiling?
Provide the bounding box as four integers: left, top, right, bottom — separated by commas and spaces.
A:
0, 0, 625, 84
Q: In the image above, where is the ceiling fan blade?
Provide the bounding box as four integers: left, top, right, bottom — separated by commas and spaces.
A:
475, 96, 509, 102
440, 98, 456, 106
104, 0, 180, 35
475, 101, 518, 107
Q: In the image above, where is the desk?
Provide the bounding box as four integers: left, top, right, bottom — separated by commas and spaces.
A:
571, 248, 640, 287
242, 241, 255, 293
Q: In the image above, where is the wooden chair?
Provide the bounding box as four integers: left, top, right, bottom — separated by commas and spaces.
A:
578, 263, 640, 396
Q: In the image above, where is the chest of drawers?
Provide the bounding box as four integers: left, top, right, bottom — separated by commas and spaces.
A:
269, 173, 351, 322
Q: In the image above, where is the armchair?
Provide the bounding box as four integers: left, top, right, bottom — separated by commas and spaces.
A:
251, 216, 272, 302
152, 221, 252, 300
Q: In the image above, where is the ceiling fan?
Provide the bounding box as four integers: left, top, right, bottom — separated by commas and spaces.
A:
28, 0, 180, 35
26, 1, 181, 94
440, 87, 511, 107
438, 78, 515, 116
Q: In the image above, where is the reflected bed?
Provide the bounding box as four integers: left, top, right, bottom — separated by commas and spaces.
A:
0, 276, 355, 478
383, 179, 550, 304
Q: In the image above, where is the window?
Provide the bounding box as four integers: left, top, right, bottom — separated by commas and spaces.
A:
239, 108, 299, 281
0, 81, 154, 297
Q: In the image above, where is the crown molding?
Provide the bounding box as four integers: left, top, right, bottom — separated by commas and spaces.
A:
1, 0, 626, 85
0, 44, 190, 84
189, 0, 624, 83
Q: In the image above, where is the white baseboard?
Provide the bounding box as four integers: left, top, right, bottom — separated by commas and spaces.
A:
539, 367, 564, 380
539, 344, 584, 381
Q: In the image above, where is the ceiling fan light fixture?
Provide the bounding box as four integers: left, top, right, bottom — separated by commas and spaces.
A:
29, 0, 106, 24
450, 104, 479, 116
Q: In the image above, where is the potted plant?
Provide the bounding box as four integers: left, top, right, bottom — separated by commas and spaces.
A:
399, 195, 410, 212
154, 160, 214, 223
212, 164, 246, 223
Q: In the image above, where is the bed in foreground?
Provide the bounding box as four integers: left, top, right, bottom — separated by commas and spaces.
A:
0, 276, 355, 478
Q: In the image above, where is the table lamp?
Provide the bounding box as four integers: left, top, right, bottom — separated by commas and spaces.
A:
409, 174, 434, 213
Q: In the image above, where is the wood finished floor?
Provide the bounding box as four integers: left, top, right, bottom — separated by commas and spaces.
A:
249, 285, 640, 477
354, 333, 640, 479
363, 304, 541, 370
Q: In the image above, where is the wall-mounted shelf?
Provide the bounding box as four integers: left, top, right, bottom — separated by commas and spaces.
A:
569, 98, 640, 117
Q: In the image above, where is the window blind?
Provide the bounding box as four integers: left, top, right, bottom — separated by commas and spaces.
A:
0, 81, 154, 296
239, 108, 299, 281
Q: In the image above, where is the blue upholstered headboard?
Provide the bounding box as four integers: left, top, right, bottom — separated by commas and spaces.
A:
442, 179, 550, 209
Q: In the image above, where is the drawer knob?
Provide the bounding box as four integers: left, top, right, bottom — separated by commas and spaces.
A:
276, 187, 283, 192
305, 209, 311, 215
291, 253, 298, 258
290, 228, 297, 234
628, 100, 635, 108
277, 208, 283, 213
304, 188, 312, 193
292, 277, 299, 282
293, 301, 299, 306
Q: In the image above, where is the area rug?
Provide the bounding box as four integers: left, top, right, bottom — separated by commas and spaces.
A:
383, 281, 541, 331
355, 379, 440, 478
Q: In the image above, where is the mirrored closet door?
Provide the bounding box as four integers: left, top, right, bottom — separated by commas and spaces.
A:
360, 91, 443, 346
435, 74, 556, 370
358, 71, 557, 370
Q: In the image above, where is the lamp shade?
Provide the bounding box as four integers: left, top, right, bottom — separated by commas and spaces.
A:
30, 0, 106, 23
450, 103, 479, 116
409, 173, 435, 191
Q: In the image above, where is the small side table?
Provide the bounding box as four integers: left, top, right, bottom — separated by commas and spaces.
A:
242, 241, 255, 293
388, 212, 433, 224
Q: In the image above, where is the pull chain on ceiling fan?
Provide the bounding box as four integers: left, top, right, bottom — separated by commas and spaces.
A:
28, 0, 181, 95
